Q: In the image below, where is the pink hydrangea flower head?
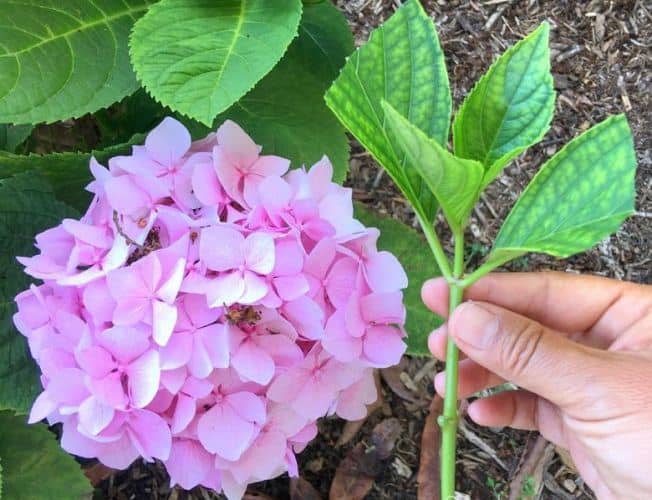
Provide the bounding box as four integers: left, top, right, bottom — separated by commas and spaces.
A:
13, 117, 408, 499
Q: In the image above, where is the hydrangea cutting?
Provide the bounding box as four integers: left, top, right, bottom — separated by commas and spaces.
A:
13, 117, 408, 499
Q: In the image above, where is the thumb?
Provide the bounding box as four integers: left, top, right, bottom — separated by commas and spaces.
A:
449, 301, 606, 409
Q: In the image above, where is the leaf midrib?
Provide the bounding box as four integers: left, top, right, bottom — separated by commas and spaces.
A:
0, 2, 150, 58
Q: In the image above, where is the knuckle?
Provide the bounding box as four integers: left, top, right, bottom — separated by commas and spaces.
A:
500, 320, 545, 377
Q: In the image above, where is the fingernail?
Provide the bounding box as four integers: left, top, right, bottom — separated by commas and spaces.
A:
449, 302, 500, 350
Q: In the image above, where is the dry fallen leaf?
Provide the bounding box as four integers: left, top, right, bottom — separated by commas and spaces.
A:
290, 477, 322, 500
329, 418, 402, 500
417, 395, 443, 500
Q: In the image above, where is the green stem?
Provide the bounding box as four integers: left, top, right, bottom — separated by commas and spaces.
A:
440, 230, 465, 500
415, 209, 453, 281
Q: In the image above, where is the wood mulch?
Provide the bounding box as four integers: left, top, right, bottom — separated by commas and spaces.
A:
84, 1, 652, 498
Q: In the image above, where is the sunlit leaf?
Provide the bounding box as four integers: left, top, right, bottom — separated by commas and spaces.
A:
0, 0, 152, 124
489, 115, 636, 264
453, 22, 555, 187
326, 0, 451, 220
130, 0, 303, 125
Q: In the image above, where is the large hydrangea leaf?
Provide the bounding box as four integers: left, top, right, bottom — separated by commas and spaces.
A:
453, 22, 555, 187
354, 203, 442, 356
489, 115, 636, 266
0, 173, 78, 413
326, 0, 451, 221
0, 411, 91, 499
0, 0, 152, 124
218, 1, 352, 182
130, 0, 303, 126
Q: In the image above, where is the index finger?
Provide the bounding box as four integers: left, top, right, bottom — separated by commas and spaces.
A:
422, 271, 644, 347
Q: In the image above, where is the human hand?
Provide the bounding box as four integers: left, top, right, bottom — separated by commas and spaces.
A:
422, 272, 652, 500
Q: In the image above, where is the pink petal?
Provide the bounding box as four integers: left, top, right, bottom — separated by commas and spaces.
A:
363, 326, 406, 368
188, 336, 214, 379
156, 258, 185, 303
171, 394, 197, 434
206, 272, 245, 307
365, 251, 408, 292
255, 334, 303, 368
99, 325, 151, 364
152, 300, 177, 346
145, 117, 191, 165
243, 232, 275, 275
258, 175, 291, 220
128, 409, 172, 461
305, 237, 336, 279
82, 279, 116, 324
360, 291, 405, 324
323, 311, 362, 362
112, 298, 149, 326
198, 324, 230, 369
128, 350, 160, 408
159, 333, 193, 370
232, 429, 287, 482
267, 369, 307, 403
78, 396, 115, 436
216, 120, 261, 167
274, 274, 309, 301
97, 434, 140, 469
29, 391, 57, 423
197, 402, 256, 460
160, 367, 187, 394
105, 175, 148, 215
89, 372, 128, 409
326, 257, 359, 308
106, 265, 147, 300
76, 345, 115, 378
165, 440, 213, 490
335, 369, 377, 421
182, 293, 222, 328
283, 296, 324, 340
231, 341, 275, 385
191, 154, 224, 206
273, 238, 305, 276
239, 271, 268, 305
307, 156, 333, 200
250, 155, 290, 177
200, 226, 244, 271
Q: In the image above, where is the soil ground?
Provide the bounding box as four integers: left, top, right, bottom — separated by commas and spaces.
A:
54, 1, 651, 498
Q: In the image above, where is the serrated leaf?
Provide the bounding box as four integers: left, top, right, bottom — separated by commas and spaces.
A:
453, 22, 555, 187
0, 173, 78, 413
0, 135, 144, 212
0, 0, 152, 124
325, 0, 451, 221
0, 125, 33, 153
382, 101, 484, 232
354, 203, 442, 356
217, 6, 351, 182
0, 411, 91, 499
490, 115, 636, 264
130, 0, 303, 126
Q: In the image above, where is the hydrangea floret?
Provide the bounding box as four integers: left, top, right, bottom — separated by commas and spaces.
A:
14, 118, 408, 498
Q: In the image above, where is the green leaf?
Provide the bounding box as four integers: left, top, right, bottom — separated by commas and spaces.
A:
0, 135, 144, 212
0, 173, 78, 413
217, 7, 350, 182
453, 22, 555, 187
0, 0, 152, 124
130, 0, 303, 126
0, 411, 91, 499
382, 101, 484, 232
0, 125, 33, 153
292, 1, 354, 86
354, 202, 442, 356
490, 115, 636, 264
325, 0, 451, 220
